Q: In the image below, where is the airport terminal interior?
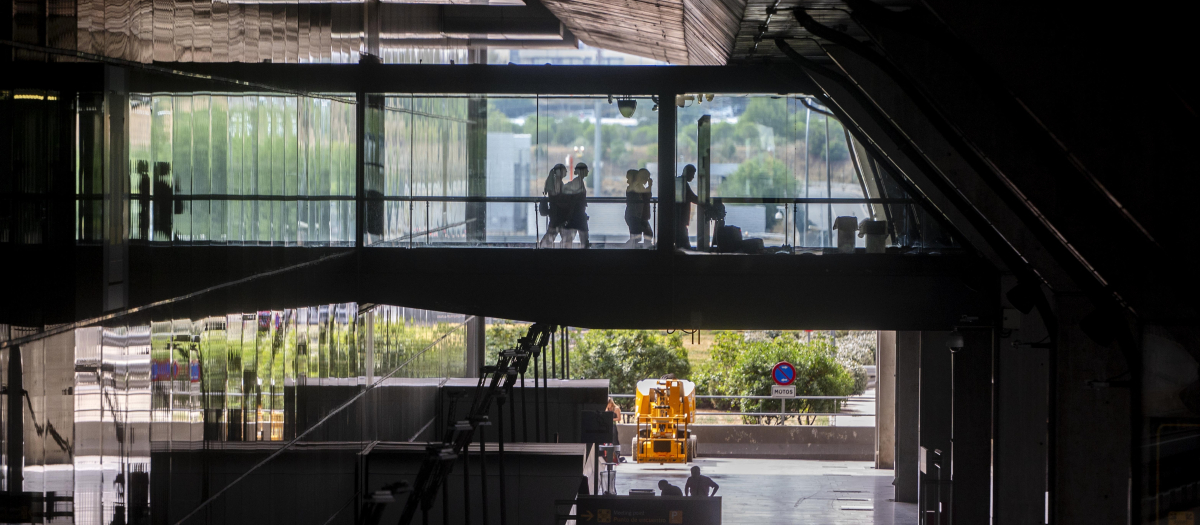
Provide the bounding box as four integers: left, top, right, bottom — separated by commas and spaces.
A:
1, 0, 1198, 523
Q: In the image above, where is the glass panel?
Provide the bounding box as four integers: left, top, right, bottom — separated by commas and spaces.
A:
675, 94, 955, 254
0, 305, 468, 523
124, 93, 355, 246
365, 94, 659, 249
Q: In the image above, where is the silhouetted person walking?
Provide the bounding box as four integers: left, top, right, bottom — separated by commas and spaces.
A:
659, 480, 684, 496
685, 466, 719, 497
624, 169, 653, 247
538, 164, 568, 248
676, 164, 702, 249
562, 162, 591, 248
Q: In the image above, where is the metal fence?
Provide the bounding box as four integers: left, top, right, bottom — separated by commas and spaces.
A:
608, 393, 873, 422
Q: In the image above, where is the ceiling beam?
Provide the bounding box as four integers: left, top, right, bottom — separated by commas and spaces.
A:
111, 62, 819, 94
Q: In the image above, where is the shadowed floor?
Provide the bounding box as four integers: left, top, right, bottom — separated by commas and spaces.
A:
612, 457, 917, 525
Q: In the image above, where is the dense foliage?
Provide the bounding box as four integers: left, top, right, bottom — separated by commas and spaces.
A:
693, 332, 858, 424
569, 330, 691, 409
484, 320, 531, 364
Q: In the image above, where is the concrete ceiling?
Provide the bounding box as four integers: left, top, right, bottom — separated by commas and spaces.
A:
538, 0, 744, 65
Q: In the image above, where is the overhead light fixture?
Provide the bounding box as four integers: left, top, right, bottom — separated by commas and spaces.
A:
651, 95, 659, 112
675, 95, 694, 108
607, 95, 613, 104
706, 93, 715, 102
946, 330, 964, 352
617, 98, 637, 118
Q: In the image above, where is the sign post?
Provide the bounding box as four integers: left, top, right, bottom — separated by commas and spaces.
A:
770, 362, 796, 418
771, 361, 797, 398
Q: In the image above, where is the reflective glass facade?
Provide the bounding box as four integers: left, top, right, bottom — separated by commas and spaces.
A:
3, 89, 955, 253
675, 94, 954, 252
365, 94, 660, 247
0, 305, 467, 523
126, 93, 357, 245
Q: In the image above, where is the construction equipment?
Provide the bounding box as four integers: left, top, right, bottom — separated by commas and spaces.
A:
631, 378, 698, 463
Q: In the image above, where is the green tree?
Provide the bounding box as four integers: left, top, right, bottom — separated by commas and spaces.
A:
741, 97, 789, 137
695, 332, 857, 425
487, 102, 513, 133
630, 126, 657, 146
485, 320, 531, 363
570, 330, 690, 409
717, 155, 793, 229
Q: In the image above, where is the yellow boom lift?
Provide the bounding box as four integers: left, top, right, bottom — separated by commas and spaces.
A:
631, 378, 698, 463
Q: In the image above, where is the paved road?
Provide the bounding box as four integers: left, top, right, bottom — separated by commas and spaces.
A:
610, 457, 916, 525
834, 386, 877, 427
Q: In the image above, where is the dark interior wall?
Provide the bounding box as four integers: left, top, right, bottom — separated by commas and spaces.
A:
440, 379, 609, 444
919, 0, 1200, 266
3, 244, 998, 330
1053, 295, 1132, 525
952, 328, 993, 524
994, 276, 1050, 525
150, 447, 359, 524
919, 330, 952, 516
149, 444, 586, 525
366, 444, 586, 525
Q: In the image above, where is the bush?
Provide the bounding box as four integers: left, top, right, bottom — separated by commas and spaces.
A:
694, 332, 857, 424
569, 330, 690, 409
485, 320, 531, 364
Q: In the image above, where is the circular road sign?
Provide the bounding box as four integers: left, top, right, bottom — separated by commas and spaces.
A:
772, 362, 797, 386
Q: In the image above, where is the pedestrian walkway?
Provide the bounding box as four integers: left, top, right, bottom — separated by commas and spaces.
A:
613, 457, 916, 525
834, 386, 877, 427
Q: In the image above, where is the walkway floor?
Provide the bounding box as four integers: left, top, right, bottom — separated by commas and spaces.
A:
834, 386, 877, 427
612, 457, 917, 525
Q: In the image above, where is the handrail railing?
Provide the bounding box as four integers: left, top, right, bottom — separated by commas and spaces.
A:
362, 196, 902, 204
609, 394, 865, 400
714, 197, 913, 204
611, 393, 873, 423
370, 195, 652, 203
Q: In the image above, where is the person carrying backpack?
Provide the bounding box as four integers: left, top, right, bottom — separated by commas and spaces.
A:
538, 164, 568, 247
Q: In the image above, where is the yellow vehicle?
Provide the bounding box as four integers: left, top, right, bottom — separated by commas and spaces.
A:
631, 378, 698, 463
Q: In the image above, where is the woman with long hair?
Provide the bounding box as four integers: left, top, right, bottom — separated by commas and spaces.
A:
538, 164, 568, 247
561, 162, 591, 248
605, 397, 623, 462
624, 169, 654, 247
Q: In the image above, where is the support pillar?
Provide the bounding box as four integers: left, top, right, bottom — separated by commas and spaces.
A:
877, 330, 896, 469
952, 328, 994, 524
656, 92, 676, 253
919, 331, 952, 522
994, 278, 1049, 525
366, 309, 375, 385
465, 316, 485, 378
465, 50, 487, 245
895, 331, 920, 502
102, 65, 129, 312
695, 115, 711, 251
1053, 294, 1131, 524
5, 344, 22, 494
363, 93, 385, 244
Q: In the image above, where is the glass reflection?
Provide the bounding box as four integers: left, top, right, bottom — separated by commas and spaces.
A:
126, 93, 357, 246
365, 94, 659, 248
675, 94, 958, 253
0, 305, 467, 523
